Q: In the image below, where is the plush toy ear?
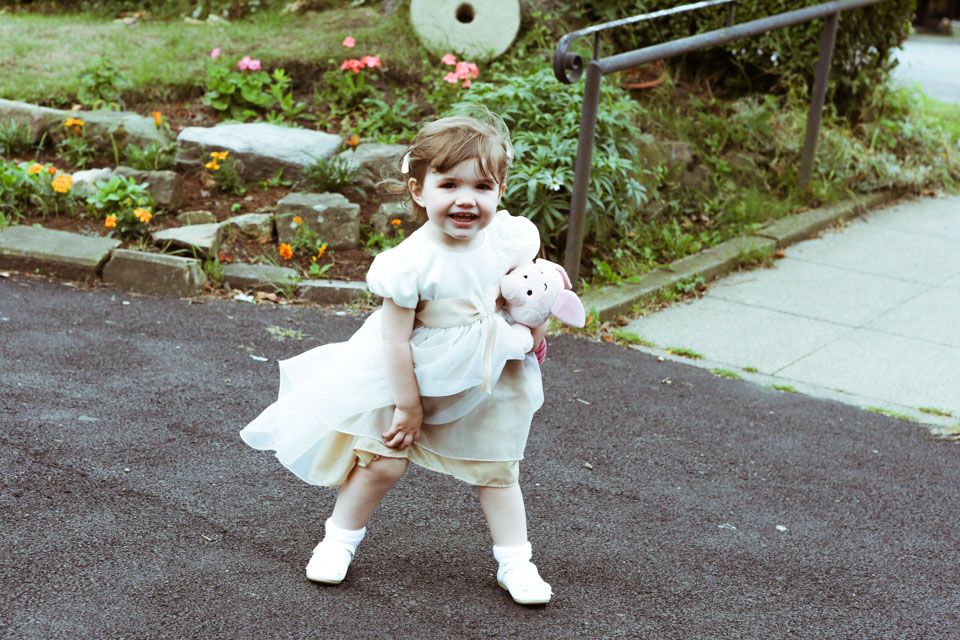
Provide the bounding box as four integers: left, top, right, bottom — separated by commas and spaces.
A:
534, 258, 572, 289
551, 289, 586, 327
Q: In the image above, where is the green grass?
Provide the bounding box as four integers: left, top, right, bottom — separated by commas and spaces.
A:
743, 366, 759, 373
0, 8, 421, 104
610, 329, 654, 347
866, 406, 919, 423
771, 384, 799, 394
919, 406, 954, 418
711, 368, 742, 380
666, 346, 702, 360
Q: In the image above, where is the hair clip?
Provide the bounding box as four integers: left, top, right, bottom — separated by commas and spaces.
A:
400, 152, 411, 174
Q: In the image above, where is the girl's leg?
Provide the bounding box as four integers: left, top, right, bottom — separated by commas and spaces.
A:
477, 484, 528, 547
478, 484, 552, 605
307, 456, 408, 584
331, 456, 409, 530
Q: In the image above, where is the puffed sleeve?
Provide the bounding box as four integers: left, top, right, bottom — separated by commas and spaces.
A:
366, 249, 420, 308
493, 210, 541, 270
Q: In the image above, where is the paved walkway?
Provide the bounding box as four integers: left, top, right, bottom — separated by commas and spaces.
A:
625, 194, 960, 426
624, 35, 960, 430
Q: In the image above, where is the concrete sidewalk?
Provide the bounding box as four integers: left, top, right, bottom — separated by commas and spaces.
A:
624, 193, 960, 428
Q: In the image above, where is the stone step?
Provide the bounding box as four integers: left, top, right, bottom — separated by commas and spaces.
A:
0, 226, 120, 280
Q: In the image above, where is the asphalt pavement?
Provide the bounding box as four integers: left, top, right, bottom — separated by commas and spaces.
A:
1, 274, 959, 639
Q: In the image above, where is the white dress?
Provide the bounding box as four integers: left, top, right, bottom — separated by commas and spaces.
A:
241, 211, 544, 488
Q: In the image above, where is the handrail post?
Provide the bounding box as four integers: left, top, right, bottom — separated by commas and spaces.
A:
563, 60, 603, 288
799, 11, 840, 186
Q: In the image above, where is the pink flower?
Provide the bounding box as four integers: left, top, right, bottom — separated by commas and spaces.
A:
340, 59, 364, 73
210, 47, 222, 59
455, 61, 479, 80
248, 58, 262, 71
462, 79, 472, 89
441, 53, 457, 66
443, 72, 458, 84
342, 36, 355, 48
237, 55, 252, 70
361, 55, 381, 69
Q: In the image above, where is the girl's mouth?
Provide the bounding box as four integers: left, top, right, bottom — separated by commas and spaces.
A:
449, 212, 478, 226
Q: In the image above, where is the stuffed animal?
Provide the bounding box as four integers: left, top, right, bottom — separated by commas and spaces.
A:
501, 259, 586, 328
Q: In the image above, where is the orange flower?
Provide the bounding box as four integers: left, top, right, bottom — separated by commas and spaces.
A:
27, 163, 44, 175
210, 151, 229, 161
152, 111, 163, 127
104, 215, 118, 228
134, 208, 152, 224
347, 134, 360, 148
51, 174, 73, 193
314, 243, 327, 261
390, 218, 402, 226
205, 160, 220, 171
278, 243, 293, 260
292, 216, 303, 226
63, 117, 84, 135
47, 166, 58, 175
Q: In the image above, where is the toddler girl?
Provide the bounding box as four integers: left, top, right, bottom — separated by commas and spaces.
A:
241, 111, 552, 605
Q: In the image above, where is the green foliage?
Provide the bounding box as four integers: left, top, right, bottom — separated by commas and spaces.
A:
0, 160, 77, 219
457, 67, 648, 253
203, 52, 275, 121
77, 57, 131, 110
58, 132, 96, 170
123, 140, 177, 171
0, 119, 32, 157
302, 154, 358, 193
210, 156, 246, 195
576, 0, 913, 116
362, 223, 405, 256
352, 97, 418, 144
321, 66, 376, 114
86, 174, 153, 218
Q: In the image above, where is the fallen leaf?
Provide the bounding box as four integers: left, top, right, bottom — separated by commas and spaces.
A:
774, 249, 786, 259
218, 249, 233, 264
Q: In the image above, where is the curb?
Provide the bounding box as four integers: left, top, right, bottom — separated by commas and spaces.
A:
0, 190, 900, 306
580, 190, 902, 322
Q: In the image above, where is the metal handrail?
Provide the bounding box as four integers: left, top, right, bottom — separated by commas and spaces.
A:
555, 0, 887, 287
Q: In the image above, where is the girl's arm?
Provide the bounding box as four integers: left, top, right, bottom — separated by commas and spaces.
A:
380, 298, 423, 450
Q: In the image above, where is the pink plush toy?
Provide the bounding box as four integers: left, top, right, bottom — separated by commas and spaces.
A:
501, 259, 587, 328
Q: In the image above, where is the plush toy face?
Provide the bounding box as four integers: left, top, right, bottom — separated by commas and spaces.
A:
501, 259, 586, 328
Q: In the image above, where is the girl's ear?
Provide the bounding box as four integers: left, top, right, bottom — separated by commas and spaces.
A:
408, 177, 424, 206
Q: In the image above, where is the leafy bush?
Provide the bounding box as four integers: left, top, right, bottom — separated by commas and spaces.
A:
302, 154, 358, 193
0, 119, 32, 157
123, 140, 177, 171
456, 67, 648, 254
77, 57, 131, 110
203, 48, 276, 121
0, 160, 79, 220
573, 0, 913, 116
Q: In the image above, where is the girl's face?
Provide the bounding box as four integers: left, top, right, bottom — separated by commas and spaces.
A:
409, 158, 505, 248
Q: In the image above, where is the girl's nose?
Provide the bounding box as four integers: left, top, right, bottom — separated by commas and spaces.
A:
454, 188, 476, 205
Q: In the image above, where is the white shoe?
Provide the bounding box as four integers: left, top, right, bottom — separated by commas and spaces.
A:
497, 561, 553, 605
305, 540, 354, 584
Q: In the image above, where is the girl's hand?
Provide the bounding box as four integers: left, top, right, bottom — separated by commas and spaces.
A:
382, 404, 423, 450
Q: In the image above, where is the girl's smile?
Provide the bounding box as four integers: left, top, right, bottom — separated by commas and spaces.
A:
409, 159, 505, 248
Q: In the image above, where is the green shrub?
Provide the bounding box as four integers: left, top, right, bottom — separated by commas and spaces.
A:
456, 67, 648, 254
302, 154, 359, 193
574, 0, 913, 117
77, 57, 131, 110
0, 119, 32, 157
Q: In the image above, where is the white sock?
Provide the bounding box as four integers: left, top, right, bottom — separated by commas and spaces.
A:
323, 518, 366, 553
493, 541, 533, 571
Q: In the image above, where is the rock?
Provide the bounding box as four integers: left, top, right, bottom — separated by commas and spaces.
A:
298, 279, 370, 305
0, 99, 66, 145
225, 213, 274, 241
633, 133, 665, 168
177, 210, 217, 225
175, 123, 342, 181
221, 263, 299, 292
275, 193, 361, 250
152, 222, 225, 257
371, 201, 418, 238
679, 164, 711, 191
0, 226, 120, 281
338, 143, 406, 186
113, 166, 183, 211
663, 141, 695, 170
70, 168, 115, 199
102, 249, 207, 297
